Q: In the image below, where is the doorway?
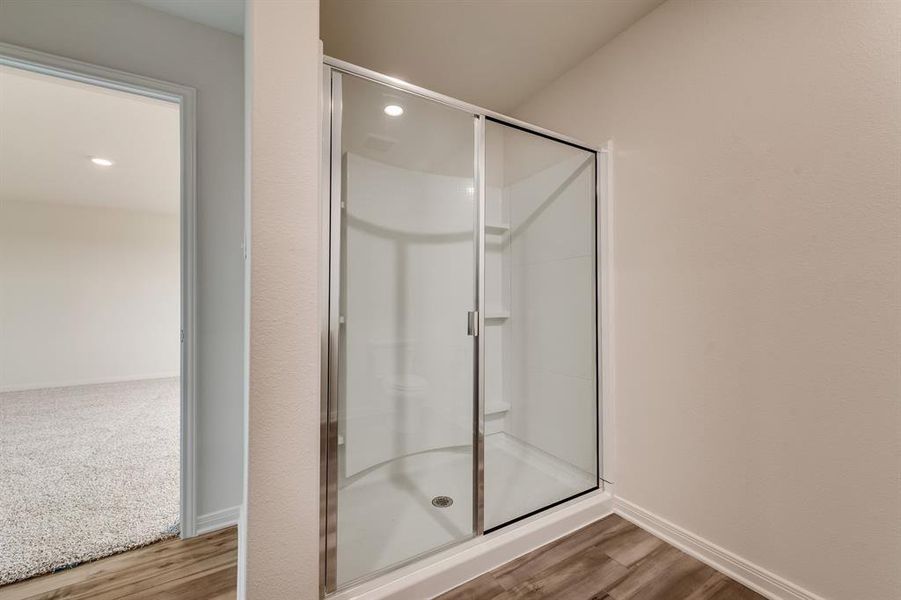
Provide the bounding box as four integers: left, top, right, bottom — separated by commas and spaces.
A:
0, 45, 196, 586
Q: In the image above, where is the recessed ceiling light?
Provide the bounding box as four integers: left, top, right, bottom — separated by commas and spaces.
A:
384, 104, 404, 117
91, 157, 114, 167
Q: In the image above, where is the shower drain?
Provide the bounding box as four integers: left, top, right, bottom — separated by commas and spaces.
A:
431, 495, 454, 508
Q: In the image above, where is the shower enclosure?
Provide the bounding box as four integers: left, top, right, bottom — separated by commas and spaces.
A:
321, 58, 603, 594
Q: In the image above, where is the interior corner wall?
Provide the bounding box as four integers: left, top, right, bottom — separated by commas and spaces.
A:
513, 2, 901, 599
0, 201, 180, 391
243, 0, 320, 598
0, 0, 246, 521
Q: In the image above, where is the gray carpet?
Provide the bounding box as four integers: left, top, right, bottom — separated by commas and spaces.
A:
0, 378, 180, 585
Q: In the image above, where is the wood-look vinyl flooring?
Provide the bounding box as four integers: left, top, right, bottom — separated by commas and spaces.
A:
0, 514, 766, 599
0, 527, 236, 600
437, 514, 765, 600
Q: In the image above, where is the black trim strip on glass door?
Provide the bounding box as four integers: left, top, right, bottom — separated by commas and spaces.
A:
484, 115, 598, 154
483, 486, 601, 535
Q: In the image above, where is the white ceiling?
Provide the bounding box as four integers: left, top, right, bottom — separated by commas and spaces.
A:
0, 66, 180, 215
122, 1, 663, 113
321, 0, 665, 113
130, 0, 245, 36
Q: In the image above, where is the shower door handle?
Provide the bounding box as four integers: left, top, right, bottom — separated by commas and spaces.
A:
467, 310, 479, 337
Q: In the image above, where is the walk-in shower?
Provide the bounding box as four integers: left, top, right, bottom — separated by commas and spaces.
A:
321, 58, 603, 594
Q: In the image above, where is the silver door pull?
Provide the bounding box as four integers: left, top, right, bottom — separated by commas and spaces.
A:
467, 310, 479, 336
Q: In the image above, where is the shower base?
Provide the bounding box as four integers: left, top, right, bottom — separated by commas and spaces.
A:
336, 432, 596, 587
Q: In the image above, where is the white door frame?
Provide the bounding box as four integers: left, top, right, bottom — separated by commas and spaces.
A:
0, 42, 200, 538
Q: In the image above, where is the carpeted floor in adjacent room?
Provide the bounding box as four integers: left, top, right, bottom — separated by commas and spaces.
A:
0, 377, 180, 586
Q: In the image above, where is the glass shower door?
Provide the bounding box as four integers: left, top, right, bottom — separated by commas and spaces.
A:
327, 72, 478, 589
482, 119, 599, 531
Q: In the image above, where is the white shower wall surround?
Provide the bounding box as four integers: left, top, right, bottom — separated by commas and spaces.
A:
323, 63, 602, 594
342, 150, 596, 477
343, 153, 474, 475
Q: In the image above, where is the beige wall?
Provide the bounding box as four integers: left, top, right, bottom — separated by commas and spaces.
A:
0, 0, 246, 519
0, 201, 179, 390
242, 0, 321, 598
515, 2, 901, 599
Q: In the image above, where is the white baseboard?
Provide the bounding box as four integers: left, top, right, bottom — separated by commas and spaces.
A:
0, 371, 180, 393
613, 498, 826, 600
196, 505, 241, 535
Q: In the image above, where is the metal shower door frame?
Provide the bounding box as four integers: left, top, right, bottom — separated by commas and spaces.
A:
319, 57, 602, 598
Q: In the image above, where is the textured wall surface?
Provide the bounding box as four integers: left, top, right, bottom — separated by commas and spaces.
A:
243, 0, 321, 598
515, 2, 901, 599
0, 0, 245, 520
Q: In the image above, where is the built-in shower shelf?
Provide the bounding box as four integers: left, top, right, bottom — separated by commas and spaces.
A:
485, 223, 510, 234
485, 400, 511, 416
485, 308, 510, 321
